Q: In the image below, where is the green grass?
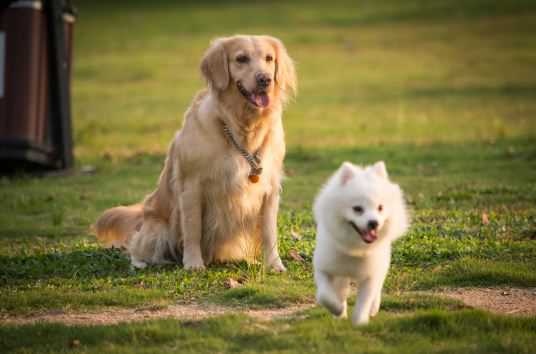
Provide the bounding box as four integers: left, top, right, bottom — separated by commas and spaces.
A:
2, 309, 536, 354
1, 0, 536, 352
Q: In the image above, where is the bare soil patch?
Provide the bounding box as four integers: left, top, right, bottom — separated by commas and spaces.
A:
0, 303, 315, 327
2, 287, 534, 327
438, 287, 536, 316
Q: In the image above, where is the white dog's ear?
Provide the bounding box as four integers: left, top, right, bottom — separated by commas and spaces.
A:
201, 38, 229, 91
371, 161, 388, 179
339, 162, 355, 185
266, 36, 297, 103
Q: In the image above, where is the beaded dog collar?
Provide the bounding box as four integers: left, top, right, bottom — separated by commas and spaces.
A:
222, 123, 263, 183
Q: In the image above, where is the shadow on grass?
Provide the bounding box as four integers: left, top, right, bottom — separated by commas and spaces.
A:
0, 245, 314, 312
0, 228, 85, 240
0, 247, 270, 286
0, 248, 133, 285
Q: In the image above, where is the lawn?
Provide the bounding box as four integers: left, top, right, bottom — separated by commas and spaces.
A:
1, 0, 536, 352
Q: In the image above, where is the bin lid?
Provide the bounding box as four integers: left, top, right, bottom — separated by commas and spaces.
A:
7, 0, 77, 22
9, 1, 42, 10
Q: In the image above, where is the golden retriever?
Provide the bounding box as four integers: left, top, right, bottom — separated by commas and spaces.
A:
94, 35, 297, 271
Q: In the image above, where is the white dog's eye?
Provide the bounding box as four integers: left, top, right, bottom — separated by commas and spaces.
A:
378, 204, 383, 212
266, 55, 273, 62
236, 55, 250, 64
352, 206, 364, 214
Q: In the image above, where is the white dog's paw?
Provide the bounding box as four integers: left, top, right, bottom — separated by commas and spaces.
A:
317, 292, 344, 317
352, 312, 370, 326
266, 258, 287, 273
369, 305, 380, 317
370, 296, 381, 317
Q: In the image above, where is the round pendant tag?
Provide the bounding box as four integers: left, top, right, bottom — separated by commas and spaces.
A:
249, 174, 260, 183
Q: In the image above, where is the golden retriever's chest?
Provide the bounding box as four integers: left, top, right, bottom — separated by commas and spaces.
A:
199, 151, 275, 258
204, 152, 273, 202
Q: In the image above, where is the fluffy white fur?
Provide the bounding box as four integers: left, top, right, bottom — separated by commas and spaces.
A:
313, 161, 409, 326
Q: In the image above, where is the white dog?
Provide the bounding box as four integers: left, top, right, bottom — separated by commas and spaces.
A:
313, 161, 409, 325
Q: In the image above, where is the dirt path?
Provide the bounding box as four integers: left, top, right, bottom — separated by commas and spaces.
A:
0, 303, 315, 326
437, 287, 536, 316
2, 287, 535, 326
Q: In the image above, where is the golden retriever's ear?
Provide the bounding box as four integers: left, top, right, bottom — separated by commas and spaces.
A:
266, 36, 297, 102
201, 38, 229, 91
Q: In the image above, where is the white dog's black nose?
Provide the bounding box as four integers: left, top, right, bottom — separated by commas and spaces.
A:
368, 220, 379, 230
256, 72, 272, 88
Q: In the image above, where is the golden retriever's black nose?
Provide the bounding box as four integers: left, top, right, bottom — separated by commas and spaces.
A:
256, 72, 272, 88
368, 220, 379, 230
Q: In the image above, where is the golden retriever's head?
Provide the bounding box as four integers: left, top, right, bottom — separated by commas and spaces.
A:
201, 35, 297, 110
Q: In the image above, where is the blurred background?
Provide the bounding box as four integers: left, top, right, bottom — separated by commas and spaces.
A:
72, 0, 536, 159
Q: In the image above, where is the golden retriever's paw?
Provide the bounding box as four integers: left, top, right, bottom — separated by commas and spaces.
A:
183, 259, 206, 271
130, 257, 147, 269
184, 264, 206, 271
266, 259, 287, 273
183, 252, 206, 271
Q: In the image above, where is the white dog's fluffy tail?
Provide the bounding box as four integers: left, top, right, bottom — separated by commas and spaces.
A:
93, 204, 143, 248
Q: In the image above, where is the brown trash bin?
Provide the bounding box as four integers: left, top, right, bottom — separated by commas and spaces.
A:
0, 0, 75, 173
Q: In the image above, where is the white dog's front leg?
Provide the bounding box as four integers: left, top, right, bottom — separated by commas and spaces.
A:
369, 285, 384, 317
180, 179, 205, 271
352, 279, 380, 326
315, 271, 345, 317
333, 276, 350, 319
369, 250, 389, 318
261, 192, 286, 272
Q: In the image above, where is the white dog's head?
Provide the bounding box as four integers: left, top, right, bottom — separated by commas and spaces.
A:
315, 161, 409, 247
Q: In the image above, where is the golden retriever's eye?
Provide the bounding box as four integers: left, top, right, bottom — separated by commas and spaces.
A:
266, 55, 273, 62
353, 206, 364, 214
378, 204, 383, 212
236, 55, 250, 64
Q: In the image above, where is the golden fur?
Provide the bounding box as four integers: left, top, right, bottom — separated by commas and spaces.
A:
94, 35, 297, 270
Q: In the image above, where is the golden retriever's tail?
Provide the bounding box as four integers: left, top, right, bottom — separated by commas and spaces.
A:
93, 204, 143, 248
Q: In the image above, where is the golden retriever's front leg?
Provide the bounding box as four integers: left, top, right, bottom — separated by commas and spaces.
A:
180, 178, 206, 271
261, 191, 286, 272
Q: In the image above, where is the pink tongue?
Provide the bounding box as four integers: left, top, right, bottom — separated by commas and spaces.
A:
252, 94, 270, 108
363, 230, 378, 243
